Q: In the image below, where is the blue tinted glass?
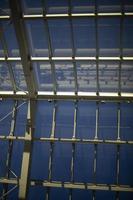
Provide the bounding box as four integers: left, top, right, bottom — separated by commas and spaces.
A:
0, 62, 13, 90
7, 185, 18, 199
33, 62, 53, 91
72, 189, 92, 200
55, 101, 74, 138
98, 18, 120, 56
0, 100, 13, 135
10, 141, 24, 178
28, 186, 46, 200
0, 41, 4, 57
45, 0, 68, 14
0, 0, 10, 15
95, 191, 116, 200
0, 141, 8, 176
77, 61, 97, 92
119, 192, 133, 200
1, 21, 20, 57
119, 145, 133, 185
26, 20, 49, 57
54, 61, 75, 92
99, 61, 119, 92
121, 62, 133, 92
123, 17, 133, 56
74, 144, 94, 183
71, 0, 95, 13
73, 18, 96, 56
14, 101, 27, 137
48, 19, 72, 56
12, 62, 27, 90
30, 142, 50, 180
99, 102, 117, 140
22, 0, 42, 14
35, 101, 54, 138
77, 101, 96, 139
52, 143, 72, 181
96, 144, 117, 184
97, 0, 121, 12
120, 103, 133, 140
123, 0, 133, 12
49, 188, 69, 200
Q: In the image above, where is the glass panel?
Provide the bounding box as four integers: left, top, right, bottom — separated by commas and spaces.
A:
30, 142, 50, 180
22, 0, 42, 14
52, 143, 72, 181
97, 0, 121, 12
72, 18, 96, 57
0, 0, 10, 15
49, 188, 69, 200
71, 0, 95, 13
76, 61, 97, 92
95, 191, 116, 200
10, 141, 24, 178
11, 62, 27, 90
35, 101, 54, 138
76, 101, 96, 139
7, 185, 18, 199
1, 21, 20, 57
99, 102, 117, 140
55, 101, 74, 138
74, 144, 94, 183
45, 0, 69, 14
119, 145, 133, 185
26, 20, 49, 57
72, 190, 92, 200
0, 141, 8, 177
119, 192, 133, 200
33, 62, 53, 91
99, 61, 119, 92
96, 144, 117, 184
123, 18, 133, 57
120, 103, 133, 140
48, 19, 72, 56
98, 18, 120, 56
0, 62, 13, 90
121, 61, 133, 92
28, 186, 46, 200
54, 61, 75, 92
14, 101, 27, 137
0, 100, 13, 136
123, 0, 133, 12
0, 41, 4, 57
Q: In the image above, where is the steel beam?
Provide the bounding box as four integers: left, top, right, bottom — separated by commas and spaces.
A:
18, 100, 36, 199
9, 0, 37, 97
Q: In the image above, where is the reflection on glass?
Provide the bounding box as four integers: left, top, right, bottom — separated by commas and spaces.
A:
121, 62, 133, 92
33, 62, 53, 91
77, 61, 97, 92
1, 21, 20, 57
0, 41, 4, 57
0, 62, 12, 90
54, 61, 75, 91
71, 0, 95, 13
98, 18, 120, 56
26, 20, 49, 57
123, 0, 133, 12
99, 61, 119, 92
0, 0, 10, 15
45, 0, 68, 14
73, 18, 96, 56
123, 18, 133, 56
22, 0, 42, 14
48, 19, 72, 56
11, 62, 27, 90
97, 0, 121, 12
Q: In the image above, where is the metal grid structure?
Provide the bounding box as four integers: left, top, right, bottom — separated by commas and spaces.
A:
0, 0, 133, 199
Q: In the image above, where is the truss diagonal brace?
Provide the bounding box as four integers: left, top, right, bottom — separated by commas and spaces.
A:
9, 0, 37, 97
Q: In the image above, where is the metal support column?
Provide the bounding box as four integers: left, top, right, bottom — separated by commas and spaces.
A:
18, 100, 36, 199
